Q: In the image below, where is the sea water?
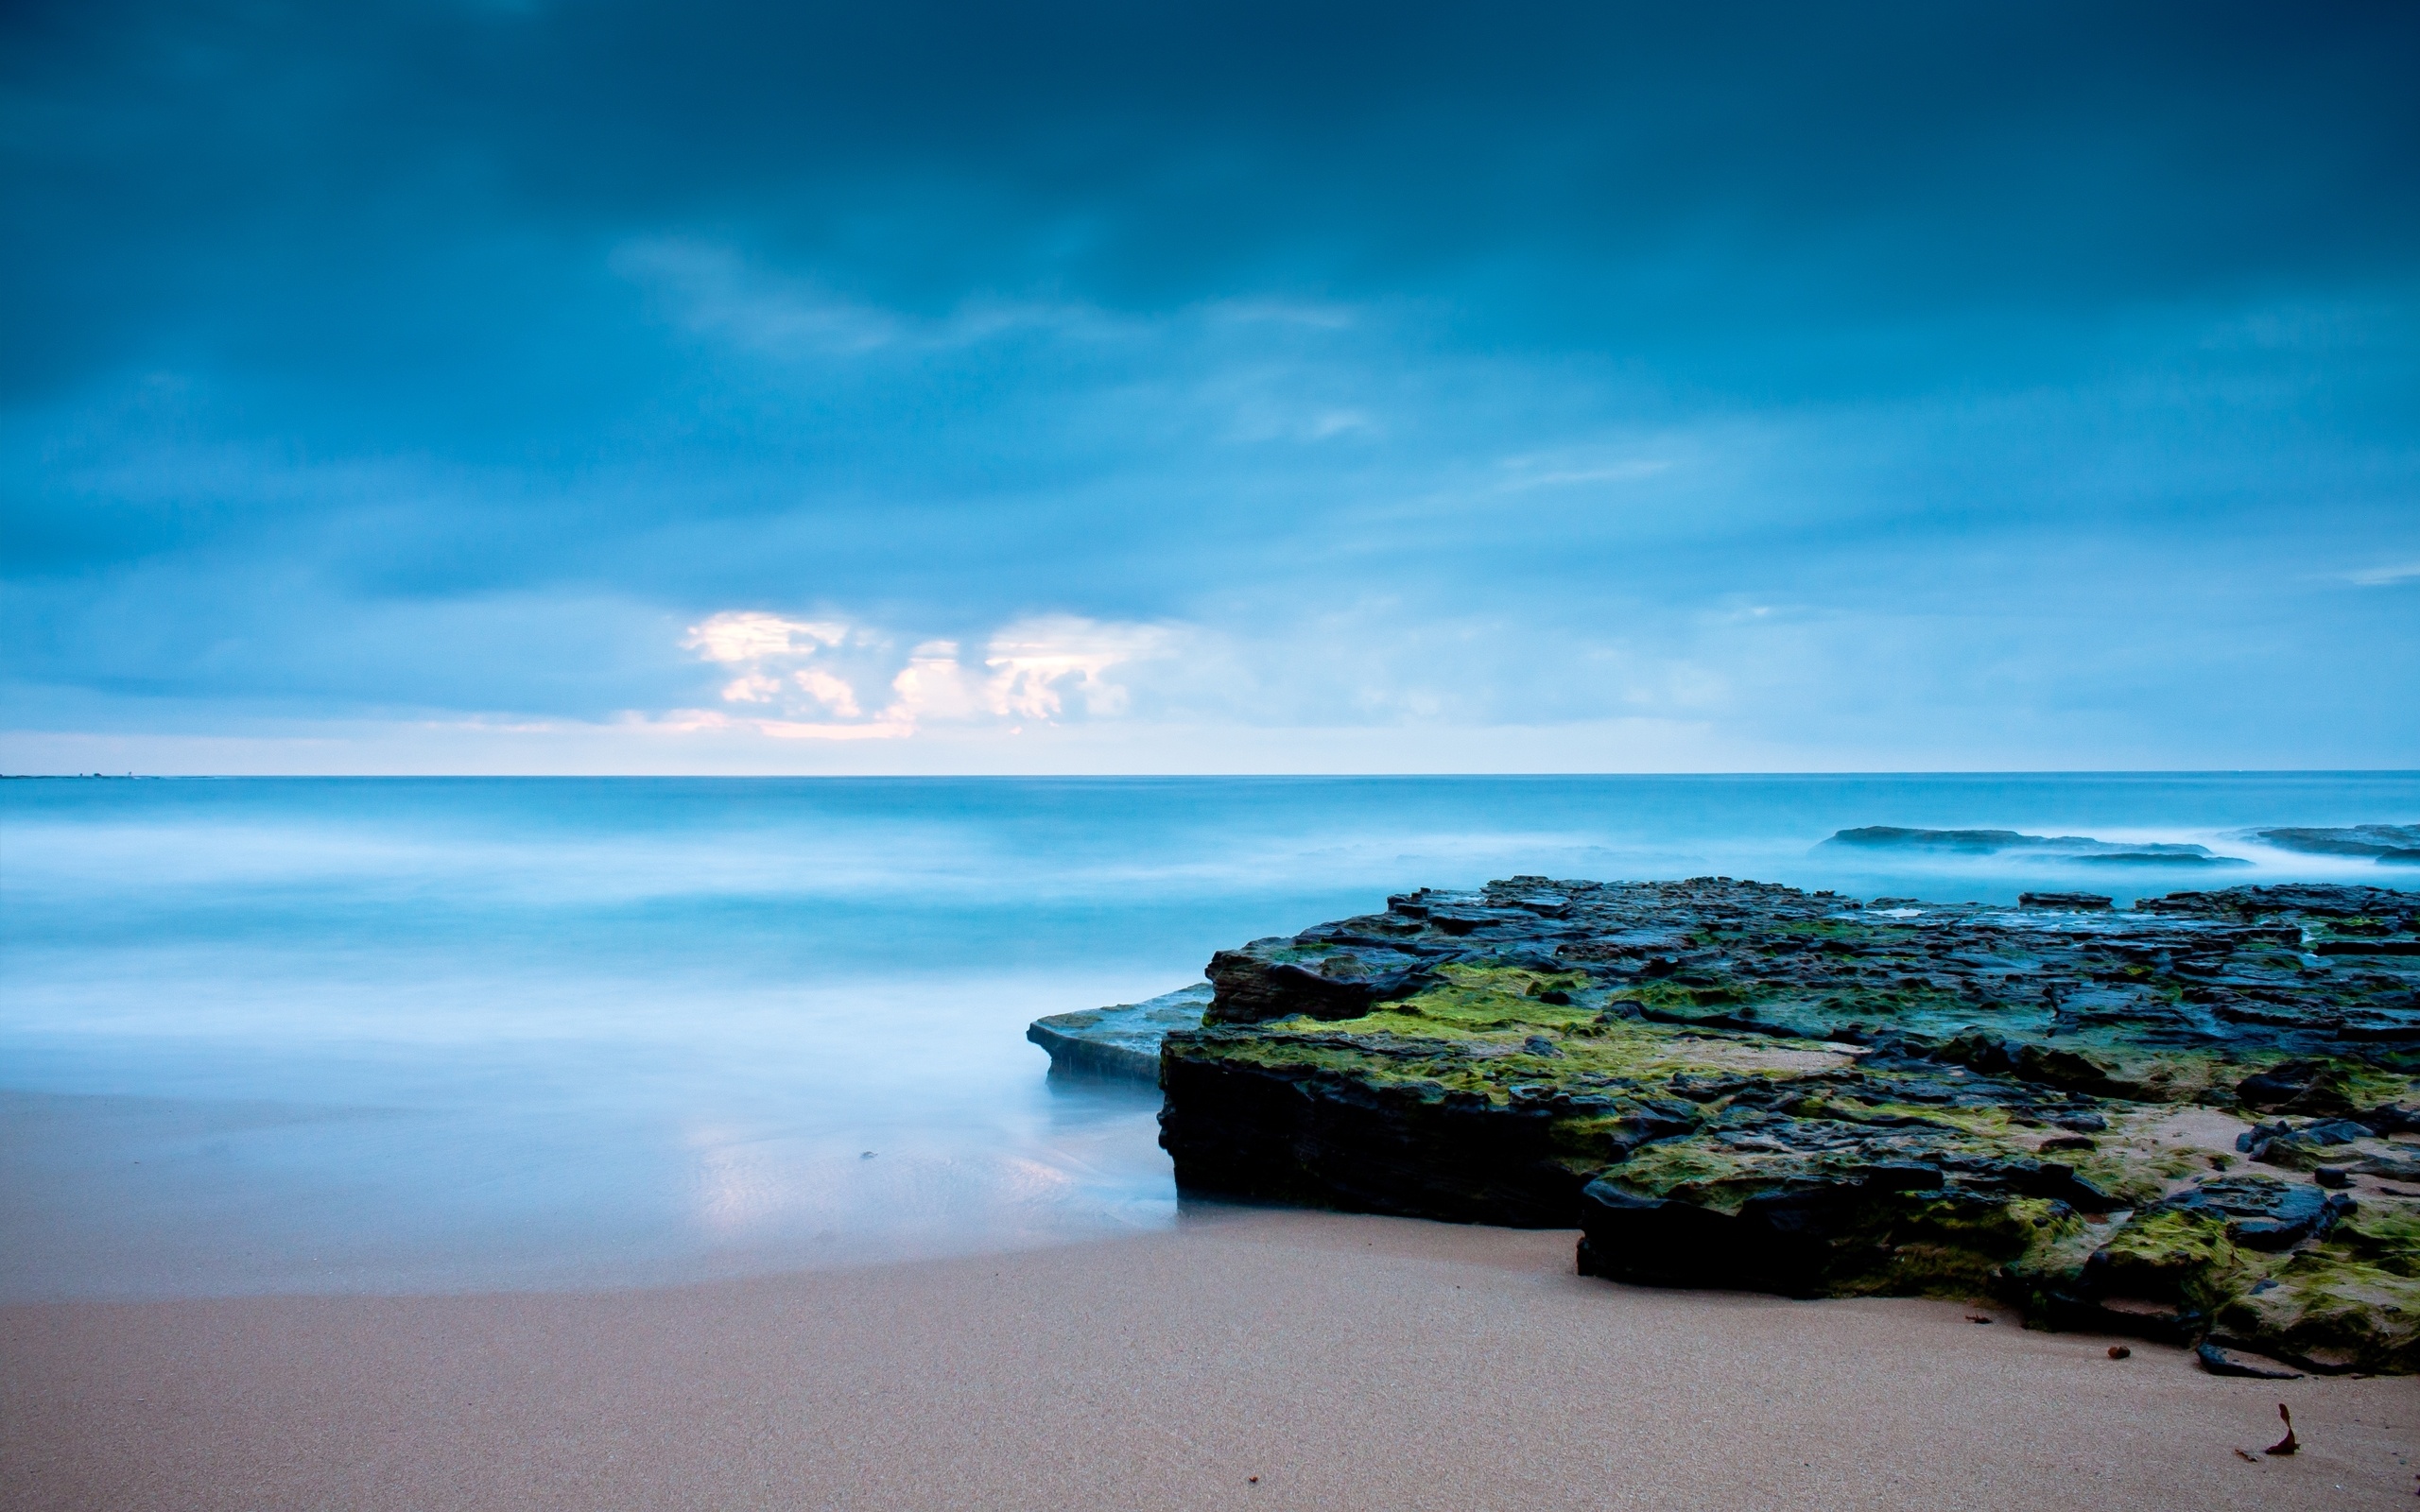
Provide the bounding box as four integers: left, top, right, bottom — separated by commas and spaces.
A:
5, 772, 2416, 1300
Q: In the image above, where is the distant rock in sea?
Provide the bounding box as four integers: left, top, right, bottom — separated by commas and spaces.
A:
1027, 983, 1212, 1080
1821, 825, 2249, 866
2015, 891, 2114, 909
2238, 824, 2420, 867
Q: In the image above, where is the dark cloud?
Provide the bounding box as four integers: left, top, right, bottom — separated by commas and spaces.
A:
12, 0, 2416, 388
1, 0, 2414, 762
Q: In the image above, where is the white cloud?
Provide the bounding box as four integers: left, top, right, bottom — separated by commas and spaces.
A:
682, 610, 880, 732
678, 611, 1178, 740
684, 611, 848, 663
982, 616, 1176, 720
793, 668, 863, 717
888, 642, 991, 724
2345, 560, 2420, 587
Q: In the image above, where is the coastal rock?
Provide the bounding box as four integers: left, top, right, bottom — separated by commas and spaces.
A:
2147, 1174, 2352, 1250
1157, 874, 2420, 1371
2018, 891, 2113, 910
1822, 827, 2248, 867
1575, 1170, 2055, 1298
2235, 1059, 2358, 1115
1157, 1041, 1585, 1224
2210, 1203, 2420, 1373
2238, 824, 2420, 867
2194, 1341, 2304, 1379
1028, 984, 1213, 1080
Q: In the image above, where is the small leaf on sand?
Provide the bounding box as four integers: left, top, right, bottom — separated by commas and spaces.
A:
2264, 1403, 2299, 1457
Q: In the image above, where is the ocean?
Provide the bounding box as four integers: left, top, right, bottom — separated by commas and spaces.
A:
4, 772, 2415, 1300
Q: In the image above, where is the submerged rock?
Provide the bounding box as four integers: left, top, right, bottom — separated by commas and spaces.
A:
1028, 984, 1213, 1080
2238, 824, 2420, 867
1823, 827, 2248, 866
1156, 875, 2420, 1370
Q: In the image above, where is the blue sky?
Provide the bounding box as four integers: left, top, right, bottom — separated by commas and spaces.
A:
4, 0, 2416, 773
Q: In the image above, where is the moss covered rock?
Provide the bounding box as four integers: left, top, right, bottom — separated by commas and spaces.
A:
1158, 876, 2420, 1370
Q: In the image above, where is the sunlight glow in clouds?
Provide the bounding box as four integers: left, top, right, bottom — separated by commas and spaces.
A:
677, 610, 1176, 740
683, 611, 850, 663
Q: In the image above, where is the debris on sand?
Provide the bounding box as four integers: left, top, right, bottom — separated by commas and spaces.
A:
2265, 1403, 2299, 1457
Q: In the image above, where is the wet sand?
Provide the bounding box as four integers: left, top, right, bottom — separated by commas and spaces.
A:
4, 1208, 2413, 1511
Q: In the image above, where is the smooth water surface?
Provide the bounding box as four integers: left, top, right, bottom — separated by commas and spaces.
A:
5, 773, 2416, 1299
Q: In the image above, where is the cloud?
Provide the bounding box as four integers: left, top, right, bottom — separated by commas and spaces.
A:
793, 668, 862, 716
629, 708, 914, 741
677, 610, 1178, 739
683, 612, 850, 662
617, 241, 904, 356
885, 642, 987, 724
755, 717, 909, 741
3, 2, 2417, 772
981, 616, 1177, 720
615, 238, 1123, 361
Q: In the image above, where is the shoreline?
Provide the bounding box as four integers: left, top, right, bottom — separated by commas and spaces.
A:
6, 1207, 2412, 1511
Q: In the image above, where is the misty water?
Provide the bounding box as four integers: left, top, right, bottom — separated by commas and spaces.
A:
5, 773, 2416, 1300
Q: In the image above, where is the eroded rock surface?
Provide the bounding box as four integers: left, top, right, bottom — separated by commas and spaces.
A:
1028, 984, 1213, 1079
1157, 876, 2420, 1371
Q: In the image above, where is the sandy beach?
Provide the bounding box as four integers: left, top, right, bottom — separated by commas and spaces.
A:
5, 1206, 2412, 1511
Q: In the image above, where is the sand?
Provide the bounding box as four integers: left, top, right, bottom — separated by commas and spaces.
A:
4, 1207, 2414, 1511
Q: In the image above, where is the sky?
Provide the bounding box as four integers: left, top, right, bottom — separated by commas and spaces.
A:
3, 0, 2416, 774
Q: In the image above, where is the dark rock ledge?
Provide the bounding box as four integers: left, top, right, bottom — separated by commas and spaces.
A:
1115, 876, 2420, 1373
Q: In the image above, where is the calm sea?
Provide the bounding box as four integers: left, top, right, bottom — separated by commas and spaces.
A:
5, 773, 2415, 1299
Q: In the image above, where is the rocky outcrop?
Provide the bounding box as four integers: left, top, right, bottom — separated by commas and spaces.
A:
1822, 826, 2247, 866
1157, 876, 2420, 1371
2238, 824, 2420, 867
1028, 984, 1212, 1079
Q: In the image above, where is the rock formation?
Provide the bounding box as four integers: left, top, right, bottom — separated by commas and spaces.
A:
1028, 984, 1214, 1079
1150, 877, 2420, 1373
2238, 824, 2420, 868
1822, 826, 2247, 866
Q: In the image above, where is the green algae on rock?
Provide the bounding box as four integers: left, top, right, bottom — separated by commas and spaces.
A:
1155, 876, 2420, 1372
